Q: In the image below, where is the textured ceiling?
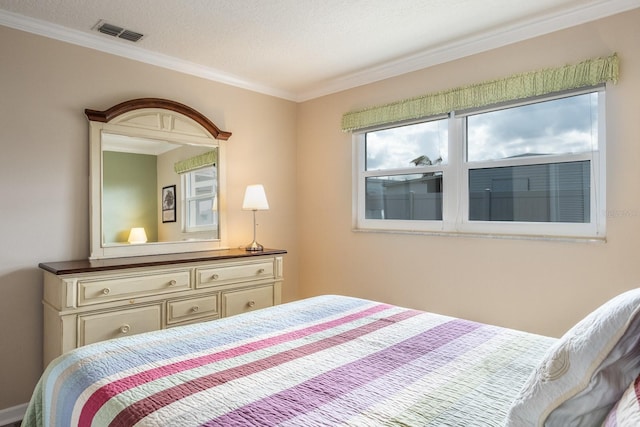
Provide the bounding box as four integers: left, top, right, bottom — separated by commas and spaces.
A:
0, 0, 637, 101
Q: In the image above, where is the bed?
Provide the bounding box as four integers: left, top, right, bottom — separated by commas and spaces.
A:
22, 292, 640, 426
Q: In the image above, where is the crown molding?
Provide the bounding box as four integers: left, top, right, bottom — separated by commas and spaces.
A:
295, 0, 640, 101
0, 9, 298, 101
1, 1, 638, 103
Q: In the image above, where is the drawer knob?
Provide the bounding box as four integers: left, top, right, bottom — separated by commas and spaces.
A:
211, 274, 219, 280
191, 305, 199, 313
257, 268, 265, 274
169, 279, 177, 286
102, 288, 111, 295
120, 324, 131, 334
248, 300, 256, 308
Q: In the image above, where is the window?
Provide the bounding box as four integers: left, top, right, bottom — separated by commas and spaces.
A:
354, 89, 605, 239
182, 165, 217, 232
363, 119, 448, 222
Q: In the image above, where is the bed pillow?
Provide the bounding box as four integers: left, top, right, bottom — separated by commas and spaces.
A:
601, 374, 640, 427
505, 288, 640, 427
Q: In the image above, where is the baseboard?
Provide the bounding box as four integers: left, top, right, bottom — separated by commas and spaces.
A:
0, 403, 27, 425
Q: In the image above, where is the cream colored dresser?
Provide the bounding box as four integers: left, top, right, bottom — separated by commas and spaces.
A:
39, 248, 285, 368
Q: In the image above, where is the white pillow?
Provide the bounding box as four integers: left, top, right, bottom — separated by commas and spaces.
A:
505, 288, 640, 426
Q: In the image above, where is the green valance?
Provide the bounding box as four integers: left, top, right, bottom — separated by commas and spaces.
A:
341, 53, 619, 132
174, 149, 217, 174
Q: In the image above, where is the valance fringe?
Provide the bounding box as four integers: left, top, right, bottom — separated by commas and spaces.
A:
341, 53, 619, 132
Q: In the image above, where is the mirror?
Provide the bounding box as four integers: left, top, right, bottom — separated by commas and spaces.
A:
86, 98, 231, 259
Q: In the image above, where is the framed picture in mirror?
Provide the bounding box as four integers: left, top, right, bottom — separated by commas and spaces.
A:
162, 185, 176, 223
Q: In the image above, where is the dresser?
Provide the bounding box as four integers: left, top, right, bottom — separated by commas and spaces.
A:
40, 248, 286, 368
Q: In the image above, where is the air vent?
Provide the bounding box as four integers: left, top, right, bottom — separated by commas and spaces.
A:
93, 20, 144, 42
119, 30, 144, 42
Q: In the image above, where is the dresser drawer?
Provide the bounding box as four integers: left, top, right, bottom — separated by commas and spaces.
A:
167, 294, 219, 324
78, 304, 161, 346
78, 270, 191, 306
197, 261, 273, 289
222, 285, 274, 317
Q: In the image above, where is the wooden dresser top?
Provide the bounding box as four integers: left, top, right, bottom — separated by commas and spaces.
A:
39, 248, 287, 275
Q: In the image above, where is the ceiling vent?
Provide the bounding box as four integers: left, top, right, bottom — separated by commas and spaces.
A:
93, 20, 144, 42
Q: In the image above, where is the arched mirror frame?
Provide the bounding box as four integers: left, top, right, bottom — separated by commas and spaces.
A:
86, 98, 231, 259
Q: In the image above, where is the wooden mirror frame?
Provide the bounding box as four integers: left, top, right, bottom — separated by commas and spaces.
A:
86, 98, 231, 259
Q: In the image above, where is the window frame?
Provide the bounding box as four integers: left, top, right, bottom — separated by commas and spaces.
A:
182, 164, 217, 233
353, 88, 606, 240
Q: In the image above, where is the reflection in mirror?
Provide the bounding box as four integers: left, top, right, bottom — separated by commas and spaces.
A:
86, 98, 231, 259
101, 133, 218, 246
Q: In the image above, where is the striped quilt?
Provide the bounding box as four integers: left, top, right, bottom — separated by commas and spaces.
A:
23, 295, 555, 426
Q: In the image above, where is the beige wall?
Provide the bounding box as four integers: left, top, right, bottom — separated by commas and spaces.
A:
0, 25, 298, 409
2, 7, 640, 414
296, 10, 640, 336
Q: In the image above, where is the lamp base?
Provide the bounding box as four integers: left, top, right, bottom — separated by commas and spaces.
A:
245, 241, 264, 252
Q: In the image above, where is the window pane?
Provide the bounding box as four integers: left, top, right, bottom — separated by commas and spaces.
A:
366, 174, 442, 220
468, 161, 590, 222
188, 168, 215, 197
184, 165, 216, 230
195, 186, 213, 197
366, 119, 448, 171
188, 198, 214, 227
467, 93, 598, 162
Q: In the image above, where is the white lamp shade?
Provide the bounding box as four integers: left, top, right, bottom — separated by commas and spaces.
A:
242, 185, 269, 211
128, 227, 148, 244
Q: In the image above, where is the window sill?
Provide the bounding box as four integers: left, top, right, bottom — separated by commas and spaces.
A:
351, 227, 607, 244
